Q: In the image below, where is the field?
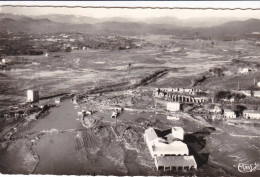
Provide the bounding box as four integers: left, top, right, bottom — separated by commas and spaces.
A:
1, 36, 256, 109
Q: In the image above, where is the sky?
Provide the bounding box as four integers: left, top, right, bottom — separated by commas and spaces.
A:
0, 2, 260, 19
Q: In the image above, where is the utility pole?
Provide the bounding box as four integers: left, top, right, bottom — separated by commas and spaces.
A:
254, 78, 256, 85
237, 82, 240, 90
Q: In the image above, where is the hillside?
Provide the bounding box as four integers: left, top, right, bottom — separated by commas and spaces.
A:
0, 15, 260, 37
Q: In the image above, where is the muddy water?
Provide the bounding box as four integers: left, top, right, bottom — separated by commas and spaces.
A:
124, 149, 141, 175
19, 99, 126, 175
33, 132, 124, 175
23, 100, 82, 134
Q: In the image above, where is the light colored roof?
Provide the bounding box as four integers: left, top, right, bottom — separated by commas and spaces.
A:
224, 109, 235, 113
153, 141, 188, 154
243, 110, 260, 114
156, 155, 197, 167
145, 128, 159, 142
167, 102, 180, 105
172, 127, 184, 132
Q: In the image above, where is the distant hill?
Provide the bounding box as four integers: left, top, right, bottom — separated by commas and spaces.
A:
217, 18, 260, 34
0, 14, 259, 37
195, 18, 260, 38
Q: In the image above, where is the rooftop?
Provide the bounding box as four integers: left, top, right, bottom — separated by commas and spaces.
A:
243, 110, 260, 114
224, 109, 235, 113
155, 156, 197, 167
153, 141, 188, 154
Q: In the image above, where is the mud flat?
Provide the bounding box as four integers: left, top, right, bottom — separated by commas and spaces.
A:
0, 139, 39, 174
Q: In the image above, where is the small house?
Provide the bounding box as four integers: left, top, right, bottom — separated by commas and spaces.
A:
238, 90, 252, 97
27, 90, 39, 102
209, 106, 222, 113
253, 91, 260, 98
167, 115, 179, 120
224, 109, 236, 119
167, 102, 181, 112
55, 98, 61, 104
238, 67, 252, 74
1, 59, 6, 65
243, 110, 260, 119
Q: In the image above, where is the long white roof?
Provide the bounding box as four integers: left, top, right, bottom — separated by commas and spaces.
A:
156, 156, 197, 167
153, 141, 188, 154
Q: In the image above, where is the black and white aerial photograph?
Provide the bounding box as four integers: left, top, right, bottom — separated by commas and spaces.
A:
0, 2, 260, 177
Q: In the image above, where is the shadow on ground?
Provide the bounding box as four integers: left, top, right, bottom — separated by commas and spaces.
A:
184, 127, 216, 168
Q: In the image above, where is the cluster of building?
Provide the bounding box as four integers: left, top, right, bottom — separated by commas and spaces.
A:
144, 127, 197, 171
210, 107, 260, 120
236, 90, 260, 98
154, 88, 208, 103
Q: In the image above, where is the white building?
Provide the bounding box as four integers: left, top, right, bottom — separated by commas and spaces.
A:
224, 109, 236, 119
144, 127, 197, 171
27, 90, 39, 102
257, 82, 260, 88
155, 156, 197, 171
167, 115, 179, 120
167, 102, 180, 112
253, 91, 260, 98
55, 98, 60, 104
238, 68, 251, 74
238, 90, 252, 97
1, 59, 6, 65
171, 127, 184, 140
144, 127, 188, 158
243, 110, 260, 119
209, 106, 222, 113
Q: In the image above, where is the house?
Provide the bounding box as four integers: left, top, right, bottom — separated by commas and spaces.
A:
238, 67, 252, 74
224, 109, 236, 119
243, 110, 260, 119
238, 90, 252, 97
0, 59, 6, 65
167, 102, 181, 112
55, 98, 60, 104
209, 106, 222, 113
167, 115, 179, 120
27, 90, 39, 102
212, 114, 222, 120
253, 91, 260, 98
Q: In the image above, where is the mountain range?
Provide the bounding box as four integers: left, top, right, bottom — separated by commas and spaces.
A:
0, 13, 260, 37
